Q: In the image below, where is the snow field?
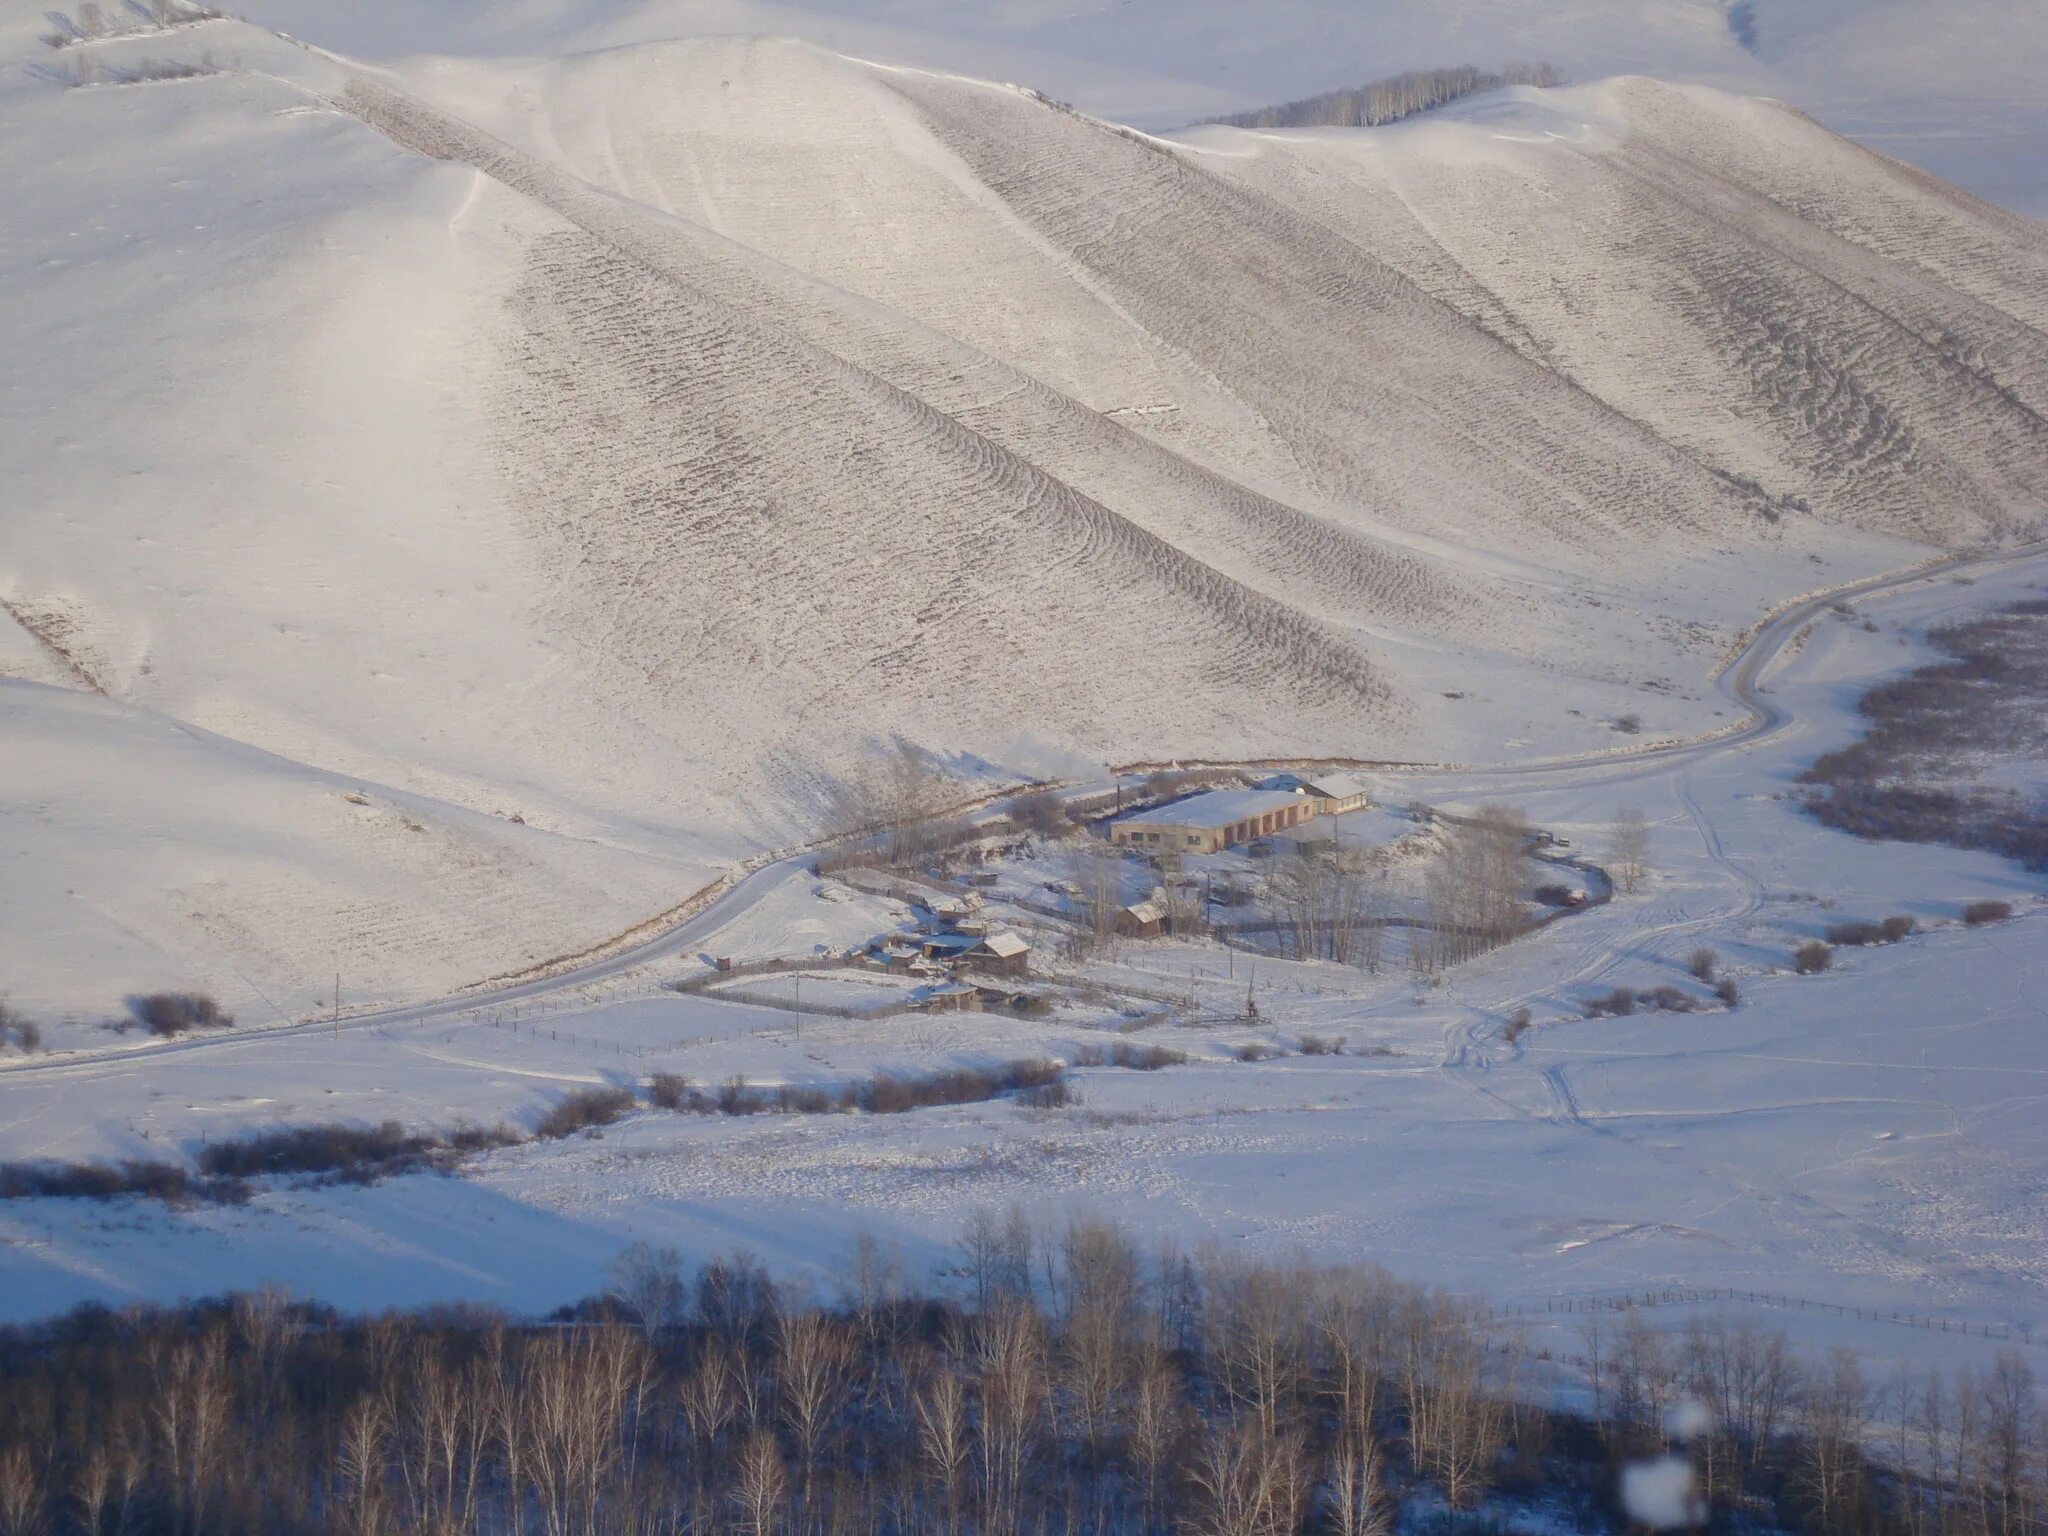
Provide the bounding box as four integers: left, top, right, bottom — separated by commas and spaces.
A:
0, 557, 2041, 1364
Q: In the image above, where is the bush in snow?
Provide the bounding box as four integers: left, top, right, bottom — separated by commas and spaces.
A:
1963, 900, 2014, 926
535, 1086, 636, 1139
135, 991, 232, 1036
647, 1072, 692, 1110
1794, 941, 1833, 975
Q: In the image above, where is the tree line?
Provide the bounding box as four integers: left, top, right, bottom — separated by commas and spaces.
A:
1205, 63, 1566, 133
0, 1216, 2038, 1535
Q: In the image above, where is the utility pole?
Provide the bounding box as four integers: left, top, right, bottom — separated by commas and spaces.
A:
793, 973, 802, 1037
333, 969, 340, 1040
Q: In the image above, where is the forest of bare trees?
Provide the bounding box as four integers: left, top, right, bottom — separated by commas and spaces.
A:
1205, 63, 1566, 132
0, 1217, 2037, 1536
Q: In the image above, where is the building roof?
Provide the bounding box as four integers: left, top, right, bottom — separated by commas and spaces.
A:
976, 930, 1030, 958
1117, 788, 1306, 831
1260, 771, 1372, 801
1303, 772, 1372, 802
1122, 897, 1166, 924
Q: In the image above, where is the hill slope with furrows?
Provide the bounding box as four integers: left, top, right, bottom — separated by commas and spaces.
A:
0, 13, 2041, 1017
1179, 80, 2048, 544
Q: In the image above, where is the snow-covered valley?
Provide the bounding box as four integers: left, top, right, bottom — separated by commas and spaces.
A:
1, 0, 2046, 1362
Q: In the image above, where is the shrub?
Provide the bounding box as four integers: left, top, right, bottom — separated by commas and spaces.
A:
1112, 1041, 1186, 1070
1794, 941, 1833, 975
1073, 1042, 1187, 1071
1715, 977, 1740, 1008
776, 1085, 834, 1116
1014, 994, 1054, 1018
1687, 948, 1717, 982
861, 1058, 1063, 1114
1297, 1033, 1345, 1056
535, 1087, 636, 1139
1963, 900, 2013, 926
1584, 987, 1636, 1018
446, 1122, 523, 1155
1009, 790, 1071, 837
1613, 713, 1642, 735
716, 1076, 761, 1116
1639, 986, 1695, 1014
647, 1072, 691, 1111
1234, 1042, 1280, 1063
1825, 922, 1886, 947
1534, 883, 1577, 907
136, 992, 232, 1036
1503, 1007, 1532, 1044
1879, 915, 1917, 942
1018, 1079, 1076, 1109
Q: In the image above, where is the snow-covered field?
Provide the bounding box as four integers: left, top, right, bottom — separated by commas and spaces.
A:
2, 550, 2041, 1376
6, 0, 2048, 1023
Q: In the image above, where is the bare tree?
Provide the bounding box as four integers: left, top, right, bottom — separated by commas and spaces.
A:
1183, 1419, 1307, 1536
1798, 1347, 1867, 1533
914, 1355, 971, 1532
1066, 842, 1126, 956
821, 741, 957, 871
975, 1298, 1047, 1536
1609, 805, 1651, 894
730, 1428, 787, 1536
605, 1242, 685, 1340
776, 1310, 853, 1511
1325, 1433, 1393, 1536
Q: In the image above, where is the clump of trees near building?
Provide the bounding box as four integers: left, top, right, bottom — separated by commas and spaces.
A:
1416, 804, 1532, 972
0, 1219, 2037, 1536
1206, 61, 1566, 131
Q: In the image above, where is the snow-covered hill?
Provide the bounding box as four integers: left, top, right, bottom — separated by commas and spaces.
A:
1, 5, 2043, 1021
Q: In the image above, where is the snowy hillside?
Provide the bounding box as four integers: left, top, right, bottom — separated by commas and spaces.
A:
1, 4, 2045, 1020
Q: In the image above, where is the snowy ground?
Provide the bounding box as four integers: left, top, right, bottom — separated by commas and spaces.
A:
1, 554, 2042, 1379
7, 5, 2045, 1027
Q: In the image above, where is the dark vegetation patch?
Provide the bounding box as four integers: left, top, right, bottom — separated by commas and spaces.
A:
1204, 61, 1563, 131
1824, 916, 1916, 947
1800, 599, 2048, 869
3, 1115, 530, 1208
0, 1000, 41, 1053
1073, 1041, 1188, 1071
1964, 900, 2014, 926
135, 990, 232, 1036
196, 1119, 522, 1182
1795, 940, 1834, 975
644, 1059, 1070, 1118
0, 1158, 247, 1206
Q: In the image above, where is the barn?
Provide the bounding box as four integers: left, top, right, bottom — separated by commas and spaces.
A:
1108, 789, 1315, 855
